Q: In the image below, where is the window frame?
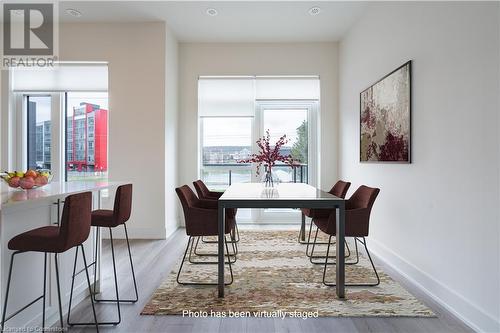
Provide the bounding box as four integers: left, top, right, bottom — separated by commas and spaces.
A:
16, 92, 64, 182
15, 91, 109, 183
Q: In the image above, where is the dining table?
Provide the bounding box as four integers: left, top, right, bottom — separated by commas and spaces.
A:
217, 183, 346, 298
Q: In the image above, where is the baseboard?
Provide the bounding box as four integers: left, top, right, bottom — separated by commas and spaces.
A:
369, 238, 500, 333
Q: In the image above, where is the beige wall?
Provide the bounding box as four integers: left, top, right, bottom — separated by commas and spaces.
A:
179, 42, 339, 195
60, 22, 168, 238
339, 3, 500, 331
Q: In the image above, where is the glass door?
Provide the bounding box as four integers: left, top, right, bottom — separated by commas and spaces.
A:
254, 100, 318, 223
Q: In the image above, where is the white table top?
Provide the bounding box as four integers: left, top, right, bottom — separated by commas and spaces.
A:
0, 180, 127, 209
220, 183, 341, 201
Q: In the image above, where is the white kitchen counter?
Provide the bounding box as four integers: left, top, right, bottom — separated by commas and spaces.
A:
0, 180, 128, 329
0, 180, 125, 211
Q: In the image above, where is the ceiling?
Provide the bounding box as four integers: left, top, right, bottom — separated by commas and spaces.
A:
58, 1, 368, 42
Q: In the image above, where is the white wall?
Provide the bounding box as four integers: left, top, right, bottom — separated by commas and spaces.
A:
165, 25, 180, 237
60, 23, 168, 239
179, 42, 339, 193
339, 2, 500, 332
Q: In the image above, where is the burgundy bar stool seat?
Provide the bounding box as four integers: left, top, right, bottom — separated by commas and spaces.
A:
8, 226, 62, 253
74, 184, 137, 327
1, 192, 98, 332
91, 210, 114, 227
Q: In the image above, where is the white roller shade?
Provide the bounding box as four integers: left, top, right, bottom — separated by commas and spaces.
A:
255, 77, 320, 100
12, 63, 108, 92
198, 78, 255, 117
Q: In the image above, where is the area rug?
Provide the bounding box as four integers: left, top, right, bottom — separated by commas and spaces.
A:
142, 230, 434, 317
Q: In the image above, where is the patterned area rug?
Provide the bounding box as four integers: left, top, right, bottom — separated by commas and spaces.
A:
142, 230, 434, 317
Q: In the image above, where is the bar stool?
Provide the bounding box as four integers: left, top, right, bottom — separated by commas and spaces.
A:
1, 192, 98, 332
69, 184, 137, 326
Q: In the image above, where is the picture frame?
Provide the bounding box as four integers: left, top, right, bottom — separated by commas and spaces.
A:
360, 61, 412, 163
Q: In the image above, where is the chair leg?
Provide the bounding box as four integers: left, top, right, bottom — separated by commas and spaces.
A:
202, 223, 240, 244
1, 252, 18, 332
189, 236, 237, 264
94, 225, 139, 304
308, 227, 321, 263
67, 244, 108, 326
322, 237, 380, 287
124, 224, 139, 302
91, 227, 122, 324
1, 252, 52, 332
67, 247, 78, 326
107, 227, 122, 324
305, 220, 315, 256
92, 226, 100, 299
81, 245, 100, 332
54, 254, 64, 328
42, 253, 47, 329
307, 225, 352, 265
177, 237, 234, 286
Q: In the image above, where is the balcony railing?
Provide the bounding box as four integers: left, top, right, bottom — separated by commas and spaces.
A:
201, 163, 308, 190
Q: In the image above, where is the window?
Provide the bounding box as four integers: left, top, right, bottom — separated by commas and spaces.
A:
198, 76, 320, 223
201, 117, 253, 190
65, 92, 108, 181
27, 95, 52, 170
14, 63, 108, 182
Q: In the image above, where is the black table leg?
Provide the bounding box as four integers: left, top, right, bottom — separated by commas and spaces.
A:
300, 212, 306, 241
218, 202, 225, 298
336, 204, 345, 298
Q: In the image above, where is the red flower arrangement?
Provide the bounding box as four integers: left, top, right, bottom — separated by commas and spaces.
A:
238, 130, 296, 185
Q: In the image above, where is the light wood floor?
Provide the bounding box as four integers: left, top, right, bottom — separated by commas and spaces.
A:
68, 227, 473, 333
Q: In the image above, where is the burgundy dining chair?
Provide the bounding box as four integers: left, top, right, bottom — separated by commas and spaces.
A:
176, 185, 236, 285
301, 180, 351, 257
309, 185, 381, 287
193, 179, 240, 251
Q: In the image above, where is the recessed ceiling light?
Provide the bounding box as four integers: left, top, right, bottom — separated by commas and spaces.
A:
66, 8, 82, 17
12, 9, 24, 16
206, 8, 218, 17
308, 6, 321, 16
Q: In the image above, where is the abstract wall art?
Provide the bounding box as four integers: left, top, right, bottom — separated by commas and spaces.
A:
360, 61, 411, 163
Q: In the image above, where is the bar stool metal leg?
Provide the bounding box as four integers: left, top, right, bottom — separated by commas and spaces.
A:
41, 253, 47, 329
67, 245, 101, 330
54, 253, 64, 328
1, 251, 19, 332
1, 251, 53, 333
93, 223, 139, 303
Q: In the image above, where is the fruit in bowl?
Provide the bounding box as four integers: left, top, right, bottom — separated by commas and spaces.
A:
1, 170, 53, 190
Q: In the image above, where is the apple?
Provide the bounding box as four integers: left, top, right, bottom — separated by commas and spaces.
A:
34, 175, 48, 187
25, 170, 37, 178
8, 176, 20, 188
19, 177, 35, 189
